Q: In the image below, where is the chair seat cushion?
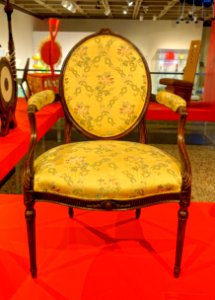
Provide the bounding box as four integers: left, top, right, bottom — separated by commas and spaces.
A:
34, 140, 182, 200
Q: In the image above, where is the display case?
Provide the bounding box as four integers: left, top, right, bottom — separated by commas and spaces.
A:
151, 48, 204, 101
151, 48, 189, 94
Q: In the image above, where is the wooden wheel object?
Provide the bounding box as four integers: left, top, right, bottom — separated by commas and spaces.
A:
0, 57, 16, 136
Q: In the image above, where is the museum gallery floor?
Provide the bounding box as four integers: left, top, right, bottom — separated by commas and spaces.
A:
0, 195, 215, 300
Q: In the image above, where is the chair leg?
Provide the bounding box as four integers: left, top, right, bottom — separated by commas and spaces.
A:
68, 207, 74, 218
135, 208, 141, 219
25, 206, 37, 278
174, 205, 189, 278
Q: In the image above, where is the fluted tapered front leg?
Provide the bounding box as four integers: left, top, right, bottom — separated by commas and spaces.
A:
25, 206, 37, 278
174, 204, 189, 278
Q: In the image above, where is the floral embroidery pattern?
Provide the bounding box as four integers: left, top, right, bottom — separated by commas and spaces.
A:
119, 101, 136, 125
34, 140, 182, 200
62, 34, 149, 137
97, 72, 114, 86
156, 91, 186, 112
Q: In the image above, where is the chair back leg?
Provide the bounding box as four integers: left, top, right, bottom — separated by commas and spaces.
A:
135, 208, 141, 219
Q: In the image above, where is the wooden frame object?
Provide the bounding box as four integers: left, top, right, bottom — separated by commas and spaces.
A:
0, 0, 17, 136
23, 28, 191, 279
19, 58, 32, 101
0, 57, 16, 136
159, 40, 201, 104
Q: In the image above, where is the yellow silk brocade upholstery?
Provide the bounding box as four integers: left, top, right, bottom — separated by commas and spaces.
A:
28, 90, 55, 110
156, 91, 187, 112
63, 35, 148, 137
33, 140, 182, 200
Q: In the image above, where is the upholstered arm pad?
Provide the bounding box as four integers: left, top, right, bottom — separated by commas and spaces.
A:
156, 91, 187, 112
159, 78, 193, 88
28, 90, 55, 111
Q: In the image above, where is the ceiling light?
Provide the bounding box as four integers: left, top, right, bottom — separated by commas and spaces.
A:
104, 7, 111, 16
128, 0, 134, 6
123, 8, 128, 14
61, 0, 76, 13
139, 14, 144, 21
188, 10, 194, 17
142, 6, 148, 14
176, 0, 213, 24
70, 5, 77, 13
67, 3, 73, 10
193, 15, 198, 23
61, 0, 69, 8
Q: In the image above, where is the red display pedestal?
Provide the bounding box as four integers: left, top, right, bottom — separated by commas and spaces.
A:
147, 102, 215, 122
0, 98, 64, 183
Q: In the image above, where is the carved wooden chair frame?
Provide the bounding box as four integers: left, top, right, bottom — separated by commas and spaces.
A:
23, 28, 191, 279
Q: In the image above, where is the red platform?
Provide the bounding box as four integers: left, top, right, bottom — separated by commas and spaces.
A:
147, 102, 215, 122
0, 195, 215, 299
1, 97, 214, 184
0, 98, 64, 182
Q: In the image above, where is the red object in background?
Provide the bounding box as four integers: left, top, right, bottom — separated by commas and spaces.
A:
40, 40, 61, 67
165, 51, 175, 60
0, 98, 63, 181
40, 18, 61, 77
203, 19, 215, 108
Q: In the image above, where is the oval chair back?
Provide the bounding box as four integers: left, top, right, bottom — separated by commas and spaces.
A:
60, 28, 151, 139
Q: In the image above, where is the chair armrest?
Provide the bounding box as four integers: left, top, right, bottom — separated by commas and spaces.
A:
159, 78, 193, 88
156, 91, 186, 112
23, 90, 55, 192
156, 90, 191, 195
28, 90, 55, 111
177, 107, 192, 194
23, 105, 37, 192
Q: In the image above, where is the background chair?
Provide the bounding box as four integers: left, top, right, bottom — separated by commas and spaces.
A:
159, 40, 201, 104
19, 58, 61, 101
19, 58, 32, 101
23, 28, 191, 279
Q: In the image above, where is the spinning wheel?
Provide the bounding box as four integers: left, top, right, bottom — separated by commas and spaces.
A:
0, 57, 16, 136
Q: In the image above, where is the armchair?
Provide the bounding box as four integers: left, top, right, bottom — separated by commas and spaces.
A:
159, 40, 201, 104
20, 58, 60, 102
19, 58, 32, 101
23, 28, 191, 278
